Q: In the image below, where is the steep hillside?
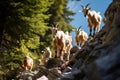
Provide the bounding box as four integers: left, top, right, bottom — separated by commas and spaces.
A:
4, 0, 120, 80
73, 0, 120, 79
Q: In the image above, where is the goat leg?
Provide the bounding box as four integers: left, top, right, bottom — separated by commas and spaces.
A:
57, 48, 60, 58
93, 27, 96, 36
60, 50, 64, 61
89, 28, 92, 36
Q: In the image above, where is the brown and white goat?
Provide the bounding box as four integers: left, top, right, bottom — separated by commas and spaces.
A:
64, 31, 73, 59
75, 27, 88, 47
22, 55, 33, 71
43, 47, 52, 59
52, 24, 72, 61
39, 47, 52, 65
81, 3, 102, 36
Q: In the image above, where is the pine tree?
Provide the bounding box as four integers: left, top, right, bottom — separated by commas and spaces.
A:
0, 0, 76, 77
48, 0, 75, 32
0, 0, 53, 74
0, 0, 53, 50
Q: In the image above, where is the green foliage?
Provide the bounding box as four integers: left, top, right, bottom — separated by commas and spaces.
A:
0, 50, 23, 77
48, 0, 75, 32
0, 0, 75, 78
0, 0, 52, 46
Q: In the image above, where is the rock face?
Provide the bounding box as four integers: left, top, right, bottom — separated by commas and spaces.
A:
82, 0, 120, 80
6, 0, 120, 80
62, 0, 120, 79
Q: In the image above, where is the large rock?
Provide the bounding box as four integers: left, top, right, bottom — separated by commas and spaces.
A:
45, 58, 63, 69
70, 46, 81, 54
82, 0, 120, 80
84, 43, 120, 80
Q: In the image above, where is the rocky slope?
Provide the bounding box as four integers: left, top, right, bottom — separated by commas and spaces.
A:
6, 0, 120, 80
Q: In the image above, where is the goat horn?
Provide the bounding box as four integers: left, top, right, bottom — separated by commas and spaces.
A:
56, 23, 59, 28
51, 24, 54, 27
85, 3, 90, 8
78, 26, 82, 30
81, 5, 84, 9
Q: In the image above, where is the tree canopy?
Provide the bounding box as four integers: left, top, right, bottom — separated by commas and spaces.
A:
0, 0, 75, 78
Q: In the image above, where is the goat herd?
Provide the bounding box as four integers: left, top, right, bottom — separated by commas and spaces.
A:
22, 3, 102, 71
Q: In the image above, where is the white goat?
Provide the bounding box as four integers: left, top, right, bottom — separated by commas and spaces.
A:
52, 24, 72, 61
81, 3, 102, 36
75, 27, 88, 47
22, 55, 33, 71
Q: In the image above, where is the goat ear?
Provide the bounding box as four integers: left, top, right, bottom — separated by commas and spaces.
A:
72, 28, 76, 31
76, 28, 79, 31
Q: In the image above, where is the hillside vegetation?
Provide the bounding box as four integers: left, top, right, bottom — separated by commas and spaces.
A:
0, 0, 75, 79
1, 0, 120, 80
